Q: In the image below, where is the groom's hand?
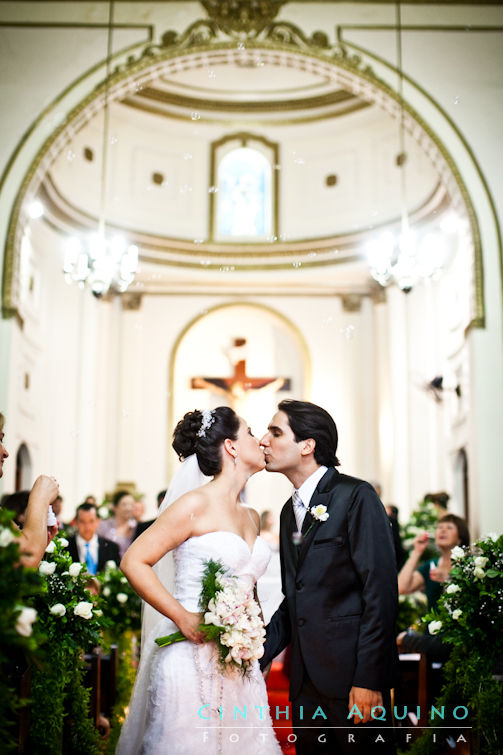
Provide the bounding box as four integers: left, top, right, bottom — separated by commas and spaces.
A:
348, 687, 383, 724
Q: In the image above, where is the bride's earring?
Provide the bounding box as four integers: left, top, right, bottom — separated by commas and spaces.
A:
234, 455, 238, 466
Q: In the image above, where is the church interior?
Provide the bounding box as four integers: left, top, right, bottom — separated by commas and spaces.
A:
1, 0, 502, 538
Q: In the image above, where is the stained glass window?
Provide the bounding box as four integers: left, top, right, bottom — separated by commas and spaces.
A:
217, 147, 272, 239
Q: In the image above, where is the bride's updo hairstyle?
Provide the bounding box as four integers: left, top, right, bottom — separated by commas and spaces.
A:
172, 407, 240, 476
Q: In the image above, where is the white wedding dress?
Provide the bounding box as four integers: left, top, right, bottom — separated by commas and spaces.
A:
117, 531, 282, 754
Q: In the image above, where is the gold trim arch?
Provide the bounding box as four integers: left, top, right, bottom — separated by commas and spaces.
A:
1, 19, 490, 327
167, 300, 312, 478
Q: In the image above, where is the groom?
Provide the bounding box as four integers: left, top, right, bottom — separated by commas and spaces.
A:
260, 400, 398, 754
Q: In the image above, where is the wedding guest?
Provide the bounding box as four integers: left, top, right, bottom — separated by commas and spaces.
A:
0, 412, 59, 567
259, 509, 280, 549
68, 503, 120, 574
386, 503, 407, 570
98, 490, 136, 558
396, 513, 469, 657
133, 488, 166, 540
51, 494, 66, 530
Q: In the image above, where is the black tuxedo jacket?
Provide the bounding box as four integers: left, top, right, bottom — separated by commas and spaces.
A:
261, 468, 398, 700
67, 535, 120, 573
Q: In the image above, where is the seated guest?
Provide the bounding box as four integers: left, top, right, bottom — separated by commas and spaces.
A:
0, 412, 59, 567
397, 513, 469, 657
98, 490, 136, 558
133, 488, 166, 540
68, 503, 120, 574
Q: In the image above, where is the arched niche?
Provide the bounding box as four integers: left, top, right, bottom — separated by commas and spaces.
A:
15, 442, 32, 492
169, 301, 310, 513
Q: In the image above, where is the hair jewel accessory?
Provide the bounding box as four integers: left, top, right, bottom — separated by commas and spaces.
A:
197, 409, 216, 437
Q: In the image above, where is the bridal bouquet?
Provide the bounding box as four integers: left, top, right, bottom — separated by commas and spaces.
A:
155, 559, 265, 675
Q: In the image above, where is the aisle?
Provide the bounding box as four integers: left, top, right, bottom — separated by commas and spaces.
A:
266, 661, 295, 754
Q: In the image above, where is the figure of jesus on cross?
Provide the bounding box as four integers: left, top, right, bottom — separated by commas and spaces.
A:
191, 338, 291, 413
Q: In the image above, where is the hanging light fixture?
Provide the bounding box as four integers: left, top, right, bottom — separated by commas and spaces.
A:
63, 0, 138, 297
366, 3, 447, 293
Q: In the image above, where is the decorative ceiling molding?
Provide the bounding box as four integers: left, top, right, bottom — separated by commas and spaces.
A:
200, 1, 286, 38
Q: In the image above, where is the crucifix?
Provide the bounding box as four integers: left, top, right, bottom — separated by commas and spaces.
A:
191, 338, 291, 410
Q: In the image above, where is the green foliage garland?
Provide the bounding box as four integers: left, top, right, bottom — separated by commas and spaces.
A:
28, 534, 105, 754
409, 533, 503, 755
0, 509, 44, 751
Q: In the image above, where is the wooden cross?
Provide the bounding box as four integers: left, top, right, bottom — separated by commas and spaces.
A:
191, 338, 291, 408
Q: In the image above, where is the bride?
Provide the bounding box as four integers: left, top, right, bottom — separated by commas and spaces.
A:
117, 406, 281, 754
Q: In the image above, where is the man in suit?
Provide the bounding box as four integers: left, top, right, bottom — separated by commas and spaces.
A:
260, 400, 398, 754
67, 502, 120, 574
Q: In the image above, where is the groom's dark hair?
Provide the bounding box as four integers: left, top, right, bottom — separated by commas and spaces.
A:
278, 399, 340, 467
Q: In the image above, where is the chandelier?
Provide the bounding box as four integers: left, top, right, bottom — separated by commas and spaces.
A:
62, 0, 138, 297
366, 3, 446, 293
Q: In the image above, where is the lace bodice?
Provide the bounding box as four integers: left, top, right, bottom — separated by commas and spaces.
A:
172, 532, 271, 612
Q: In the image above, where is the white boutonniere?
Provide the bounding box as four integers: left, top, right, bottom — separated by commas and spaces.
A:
292, 504, 329, 545
310, 504, 329, 522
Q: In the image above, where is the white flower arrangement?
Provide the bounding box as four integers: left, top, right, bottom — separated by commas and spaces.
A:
73, 601, 94, 620
428, 619, 443, 635
50, 603, 67, 617
156, 560, 266, 674
0, 526, 16, 547
445, 583, 461, 594
15, 606, 38, 637
116, 592, 128, 604
38, 560, 57, 576
451, 545, 465, 561
69, 562, 83, 577
45, 540, 56, 553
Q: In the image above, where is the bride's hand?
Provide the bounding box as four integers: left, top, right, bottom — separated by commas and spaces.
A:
177, 609, 205, 643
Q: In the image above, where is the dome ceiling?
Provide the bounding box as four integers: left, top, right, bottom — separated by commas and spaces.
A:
39, 49, 450, 296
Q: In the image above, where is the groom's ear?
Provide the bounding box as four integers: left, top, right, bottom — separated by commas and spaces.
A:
300, 438, 315, 456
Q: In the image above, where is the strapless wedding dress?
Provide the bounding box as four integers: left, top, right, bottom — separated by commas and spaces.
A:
117, 532, 282, 754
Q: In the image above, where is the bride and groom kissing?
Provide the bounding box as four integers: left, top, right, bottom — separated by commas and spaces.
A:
117, 400, 398, 755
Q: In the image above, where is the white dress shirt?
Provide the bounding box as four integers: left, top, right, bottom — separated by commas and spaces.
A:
76, 533, 99, 564
293, 465, 328, 529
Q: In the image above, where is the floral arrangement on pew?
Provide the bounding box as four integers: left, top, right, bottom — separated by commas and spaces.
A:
156, 559, 265, 676
0, 509, 44, 752
97, 560, 142, 637
410, 533, 503, 755
29, 533, 105, 755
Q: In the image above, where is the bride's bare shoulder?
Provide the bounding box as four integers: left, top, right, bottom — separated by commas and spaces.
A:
161, 486, 211, 518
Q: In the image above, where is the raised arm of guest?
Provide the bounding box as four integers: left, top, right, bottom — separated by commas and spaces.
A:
18, 475, 59, 567
398, 531, 430, 594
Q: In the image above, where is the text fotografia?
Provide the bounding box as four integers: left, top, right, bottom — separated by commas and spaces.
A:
199, 731, 470, 746
197, 704, 469, 721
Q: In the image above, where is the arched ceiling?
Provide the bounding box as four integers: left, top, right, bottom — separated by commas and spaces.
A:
31, 47, 457, 298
